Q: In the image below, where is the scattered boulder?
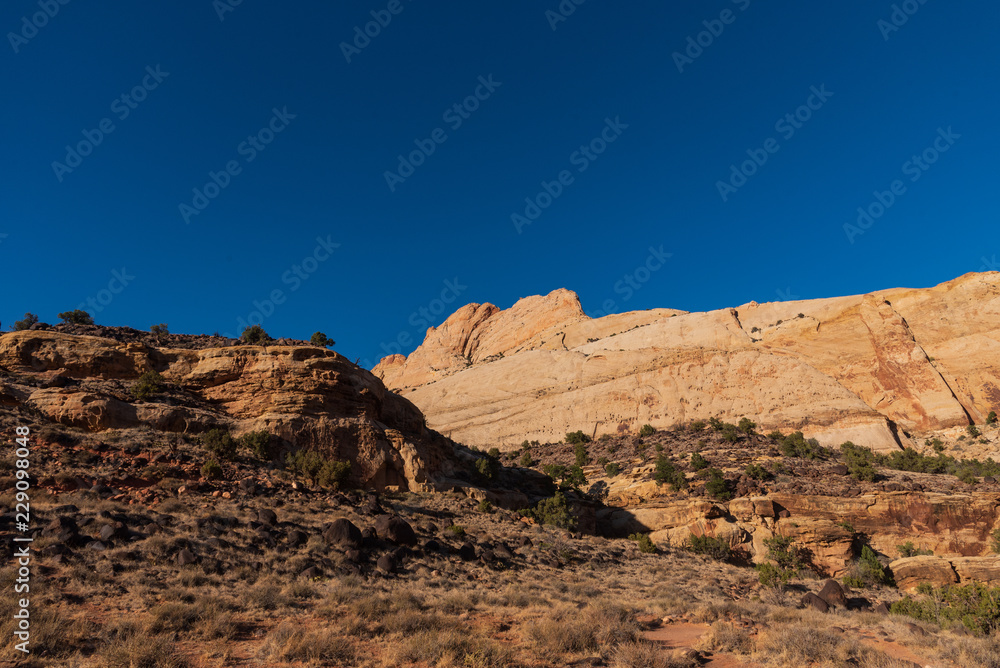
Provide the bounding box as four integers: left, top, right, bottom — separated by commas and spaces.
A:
374, 515, 418, 546
802, 592, 829, 613
376, 553, 396, 574
458, 542, 477, 561
257, 509, 278, 526
323, 519, 362, 549
286, 530, 308, 548
176, 549, 197, 566
874, 601, 890, 615
818, 579, 847, 608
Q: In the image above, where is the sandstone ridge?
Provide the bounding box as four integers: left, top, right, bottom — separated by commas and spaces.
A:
375, 272, 1000, 451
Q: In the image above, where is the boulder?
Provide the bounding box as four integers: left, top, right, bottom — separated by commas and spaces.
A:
176, 549, 197, 566
802, 593, 829, 613
323, 519, 362, 549
817, 579, 848, 608
890, 556, 958, 592
376, 553, 396, 574
374, 515, 418, 546
257, 509, 278, 526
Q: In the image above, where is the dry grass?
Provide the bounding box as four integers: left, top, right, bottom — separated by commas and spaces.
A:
95, 632, 188, 668
611, 642, 698, 668
257, 621, 355, 665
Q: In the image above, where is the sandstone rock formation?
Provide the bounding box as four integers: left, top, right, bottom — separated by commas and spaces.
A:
0, 330, 458, 491
601, 488, 1000, 579
375, 273, 1000, 452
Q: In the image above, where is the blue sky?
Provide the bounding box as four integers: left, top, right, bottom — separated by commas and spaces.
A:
2, 1, 997, 367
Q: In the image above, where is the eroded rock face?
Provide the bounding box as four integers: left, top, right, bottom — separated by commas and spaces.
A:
604, 490, 1000, 578
376, 272, 1000, 451
0, 331, 458, 492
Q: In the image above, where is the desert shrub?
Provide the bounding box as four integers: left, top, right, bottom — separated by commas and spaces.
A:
685, 534, 730, 561
447, 525, 465, 537
575, 442, 589, 466
639, 424, 655, 437
704, 468, 731, 501
737, 417, 756, 435
317, 460, 351, 488
988, 411, 998, 425
708, 417, 724, 431
840, 441, 880, 481
781, 432, 828, 459
629, 533, 657, 554
310, 331, 334, 347
519, 451, 535, 467
898, 541, 933, 558
958, 467, 979, 485
286, 450, 351, 489
238, 430, 271, 459
58, 309, 94, 325
688, 420, 707, 433
744, 463, 770, 480
132, 370, 165, 401
891, 583, 1000, 634
150, 323, 169, 335
98, 633, 188, 668
13, 313, 38, 330
690, 452, 709, 470
241, 324, 271, 344
654, 455, 686, 491
767, 430, 784, 441
487, 447, 501, 458
520, 492, 576, 531
566, 430, 592, 445
757, 535, 800, 587
604, 462, 620, 477
756, 562, 794, 588
968, 424, 982, 438
201, 428, 237, 461
543, 463, 567, 481
201, 459, 222, 480
475, 456, 499, 480
857, 545, 889, 585
564, 464, 587, 489
478, 499, 493, 513
720, 423, 740, 443
845, 441, 1000, 482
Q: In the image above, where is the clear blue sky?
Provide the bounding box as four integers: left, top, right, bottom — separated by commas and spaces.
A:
2, 1, 997, 368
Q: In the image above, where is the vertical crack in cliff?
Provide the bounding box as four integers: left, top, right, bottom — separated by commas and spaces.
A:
882, 301, 975, 426
729, 308, 756, 345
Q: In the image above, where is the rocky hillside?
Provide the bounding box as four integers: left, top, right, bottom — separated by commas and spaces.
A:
0, 328, 462, 492
375, 272, 1000, 452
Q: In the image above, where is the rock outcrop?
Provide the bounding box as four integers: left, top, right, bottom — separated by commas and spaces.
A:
375, 273, 1000, 451
0, 331, 458, 492
602, 490, 1000, 578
